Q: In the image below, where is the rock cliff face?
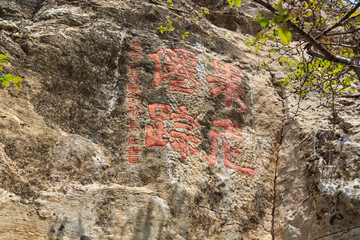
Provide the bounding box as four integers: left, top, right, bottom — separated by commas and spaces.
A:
0, 0, 358, 239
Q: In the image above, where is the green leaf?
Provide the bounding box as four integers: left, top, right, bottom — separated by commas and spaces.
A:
278, 27, 292, 45
4, 74, 13, 81
303, 10, 312, 17
274, 14, 284, 24
157, 26, 167, 34
12, 77, 22, 82
182, 32, 189, 39
2, 81, 10, 87
228, 0, 234, 7
235, 0, 241, 7
0, 54, 9, 60
258, 18, 269, 28
254, 31, 264, 43
14, 82, 21, 89
277, 0, 283, 13
284, 14, 293, 22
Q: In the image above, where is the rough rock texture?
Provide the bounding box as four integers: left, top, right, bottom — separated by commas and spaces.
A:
0, 0, 358, 239
273, 92, 360, 240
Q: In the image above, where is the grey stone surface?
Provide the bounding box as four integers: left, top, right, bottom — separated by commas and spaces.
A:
0, 0, 359, 239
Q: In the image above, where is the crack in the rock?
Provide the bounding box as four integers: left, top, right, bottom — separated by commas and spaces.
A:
271, 85, 286, 240
313, 225, 360, 240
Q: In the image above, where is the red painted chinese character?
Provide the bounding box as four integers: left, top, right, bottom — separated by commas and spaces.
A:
129, 38, 142, 70
127, 135, 139, 145
170, 105, 199, 130
127, 156, 139, 164
128, 97, 140, 106
130, 38, 142, 49
129, 61, 140, 70
206, 60, 248, 110
146, 103, 170, 147
127, 146, 141, 156
128, 119, 140, 132
128, 69, 142, 83
146, 104, 202, 161
129, 39, 142, 56
127, 146, 140, 164
129, 49, 141, 60
146, 121, 169, 147
147, 48, 201, 94
168, 105, 202, 161
127, 82, 141, 96
147, 48, 164, 87
205, 118, 257, 178
148, 103, 171, 120
128, 107, 141, 118
169, 131, 202, 161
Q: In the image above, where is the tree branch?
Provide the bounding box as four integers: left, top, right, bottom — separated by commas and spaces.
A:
252, 0, 360, 79
325, 27, 360, 36
319, 42, 359, 49
314, 2, 360, 40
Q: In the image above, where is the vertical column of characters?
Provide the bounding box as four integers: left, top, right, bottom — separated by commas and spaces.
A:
205, 59, 257, 178
126, 38, 142, 164
146, 48, 203, 161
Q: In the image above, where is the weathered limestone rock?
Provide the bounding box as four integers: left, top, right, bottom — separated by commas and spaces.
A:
0, 0, 359, 239
274, 93, 360, 239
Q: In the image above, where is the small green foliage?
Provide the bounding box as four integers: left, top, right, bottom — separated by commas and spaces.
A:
244, 0, 359, 118
236, 0, 241, 7
156, 0, 210, 39
278, 27, 292, 45
279, 55, 357, 106
166, 0, 174, 7
157, 25, 167, 34
276, 0, 283, 12
247, 2, 293, 49
0, 54, 10, 71
156, 0, 359, 119
182, 32, 189, 39
228, 0, 241, 7
258, 18, 269, 28
0, 73, 23, 89
0, 54, 22, 89
167, 19, 175, 31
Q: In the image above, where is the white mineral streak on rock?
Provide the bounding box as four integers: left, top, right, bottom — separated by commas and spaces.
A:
195, 42, 207, 85
52, 135, 109, 173
320, 178, 360, 199
39, 7, 74, 18
108, 30, 127, 114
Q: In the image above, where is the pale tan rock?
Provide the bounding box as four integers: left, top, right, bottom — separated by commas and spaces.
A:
0, 0, 359, 239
